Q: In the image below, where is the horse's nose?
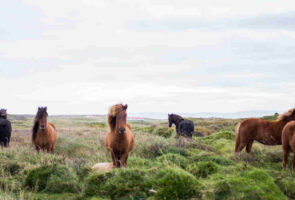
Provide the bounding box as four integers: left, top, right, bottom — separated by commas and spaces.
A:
40, 125, 45, 130
119, 128, 125, 134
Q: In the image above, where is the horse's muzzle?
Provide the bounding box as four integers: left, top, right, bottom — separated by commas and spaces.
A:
119, 128, 125, 134
40, 125, 46, 130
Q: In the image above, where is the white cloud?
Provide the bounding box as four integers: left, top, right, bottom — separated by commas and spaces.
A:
0, 0, 295, 115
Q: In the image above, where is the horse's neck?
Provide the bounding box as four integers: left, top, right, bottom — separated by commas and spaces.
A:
273, 120, 287, 135
173, 116, 184, 126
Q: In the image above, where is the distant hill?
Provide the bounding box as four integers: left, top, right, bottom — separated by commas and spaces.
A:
128, 110, 281, 119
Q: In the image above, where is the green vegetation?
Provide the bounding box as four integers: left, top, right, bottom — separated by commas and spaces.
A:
0, 115, 294, 199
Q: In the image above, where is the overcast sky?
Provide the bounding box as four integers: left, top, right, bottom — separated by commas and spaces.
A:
1, 0, 295, 115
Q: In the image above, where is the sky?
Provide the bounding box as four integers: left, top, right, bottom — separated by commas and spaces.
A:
0, 0, 295, 115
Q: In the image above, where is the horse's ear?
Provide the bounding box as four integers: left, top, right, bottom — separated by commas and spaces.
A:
124, 104, 128, 110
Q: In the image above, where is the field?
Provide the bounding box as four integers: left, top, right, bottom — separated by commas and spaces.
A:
0, 114, 295, 200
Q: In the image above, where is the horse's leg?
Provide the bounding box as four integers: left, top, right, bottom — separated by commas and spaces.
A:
292, 154, 295, 172
235, 141, 247, 153
35, 145, 40, 152
283, 147, 290, 170
110, 150, 119, 167
121, 153, 129, 167
246, 140, 254, 153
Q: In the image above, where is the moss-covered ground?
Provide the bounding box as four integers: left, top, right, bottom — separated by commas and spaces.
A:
0, 114, 294, 199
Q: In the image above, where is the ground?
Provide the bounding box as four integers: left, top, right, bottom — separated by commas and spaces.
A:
0, 115, 294, 200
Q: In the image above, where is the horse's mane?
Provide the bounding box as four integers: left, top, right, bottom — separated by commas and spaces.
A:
107, 104, 125, 131
278, 108, 295, 121
32, 107, 48, 142
32, 122, 39, 142
171, 114, 184, 121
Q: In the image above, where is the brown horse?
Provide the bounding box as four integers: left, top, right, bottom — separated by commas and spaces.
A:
282, 121, 295, 171
105, 104, 134, 168
32, 107, 57, 152
235, 108, 295, 154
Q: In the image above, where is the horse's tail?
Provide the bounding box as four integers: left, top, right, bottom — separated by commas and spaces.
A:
235, 122, 241, 152
32, 122, 39, 143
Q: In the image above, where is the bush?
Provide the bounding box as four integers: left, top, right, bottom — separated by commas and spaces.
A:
84, 168, 150, 199
275, 172, 295, 199
128, 157, 155, 169
151, 167, 203, 199
190, 153, 235, 166
152, 127, 174, 138
24, 165, 80, 193
2, 161, 23, 176
203, 131, 235, 142
212, 169, 286, 200
156, 153, 189, 168
187, 161, 218, 178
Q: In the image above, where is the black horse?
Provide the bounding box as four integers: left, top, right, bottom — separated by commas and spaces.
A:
0, 109, 11, 147
168, 114, 202, 138
0, 109, 7, 119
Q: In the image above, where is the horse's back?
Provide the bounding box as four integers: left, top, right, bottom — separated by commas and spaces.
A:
126, 125, 134, 152
48, 122, 57, 145
48, 122, 56, 131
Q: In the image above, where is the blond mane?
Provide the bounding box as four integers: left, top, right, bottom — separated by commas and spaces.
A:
107, 104, 125, 130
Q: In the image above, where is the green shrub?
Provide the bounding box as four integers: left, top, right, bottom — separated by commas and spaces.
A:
152, 127, 174, 138
2, 161, 23, 176
84, 168, 149, 199
212, 169, 287, 200
84, 171, 114, 197
24, 165, 80, 193
128, 157, 155, 168
161, 147, 192, 157
24, 166, 52, 191
187, 161, 218, 178
202, 131, 235, 142
151, 167, 203, 199
190, 153, 235, 166
156, 153, 188, 168
275, 172, 295, 199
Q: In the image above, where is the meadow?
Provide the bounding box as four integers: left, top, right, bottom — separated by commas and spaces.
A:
0, 114, 294, 200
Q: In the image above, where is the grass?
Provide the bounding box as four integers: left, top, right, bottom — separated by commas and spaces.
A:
0, 115, 294, 199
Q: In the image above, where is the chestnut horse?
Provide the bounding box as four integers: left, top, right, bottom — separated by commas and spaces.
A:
235, 108, 295, 154
282, 121, 295, 171
32, 107, 57, 152
105, 104, 134, 168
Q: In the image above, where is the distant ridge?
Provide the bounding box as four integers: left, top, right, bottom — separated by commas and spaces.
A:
128, 110, 281, 120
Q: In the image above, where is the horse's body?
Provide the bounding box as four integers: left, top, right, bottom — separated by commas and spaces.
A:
105, 104, 134, 168
235, 108, 295, 153
0, 118, 11, 147
168, 114, 197, 138
282, 121, 295, 171
32, 107, 57, 152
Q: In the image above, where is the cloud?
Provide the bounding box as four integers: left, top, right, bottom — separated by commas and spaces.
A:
0, 0, 295, 114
